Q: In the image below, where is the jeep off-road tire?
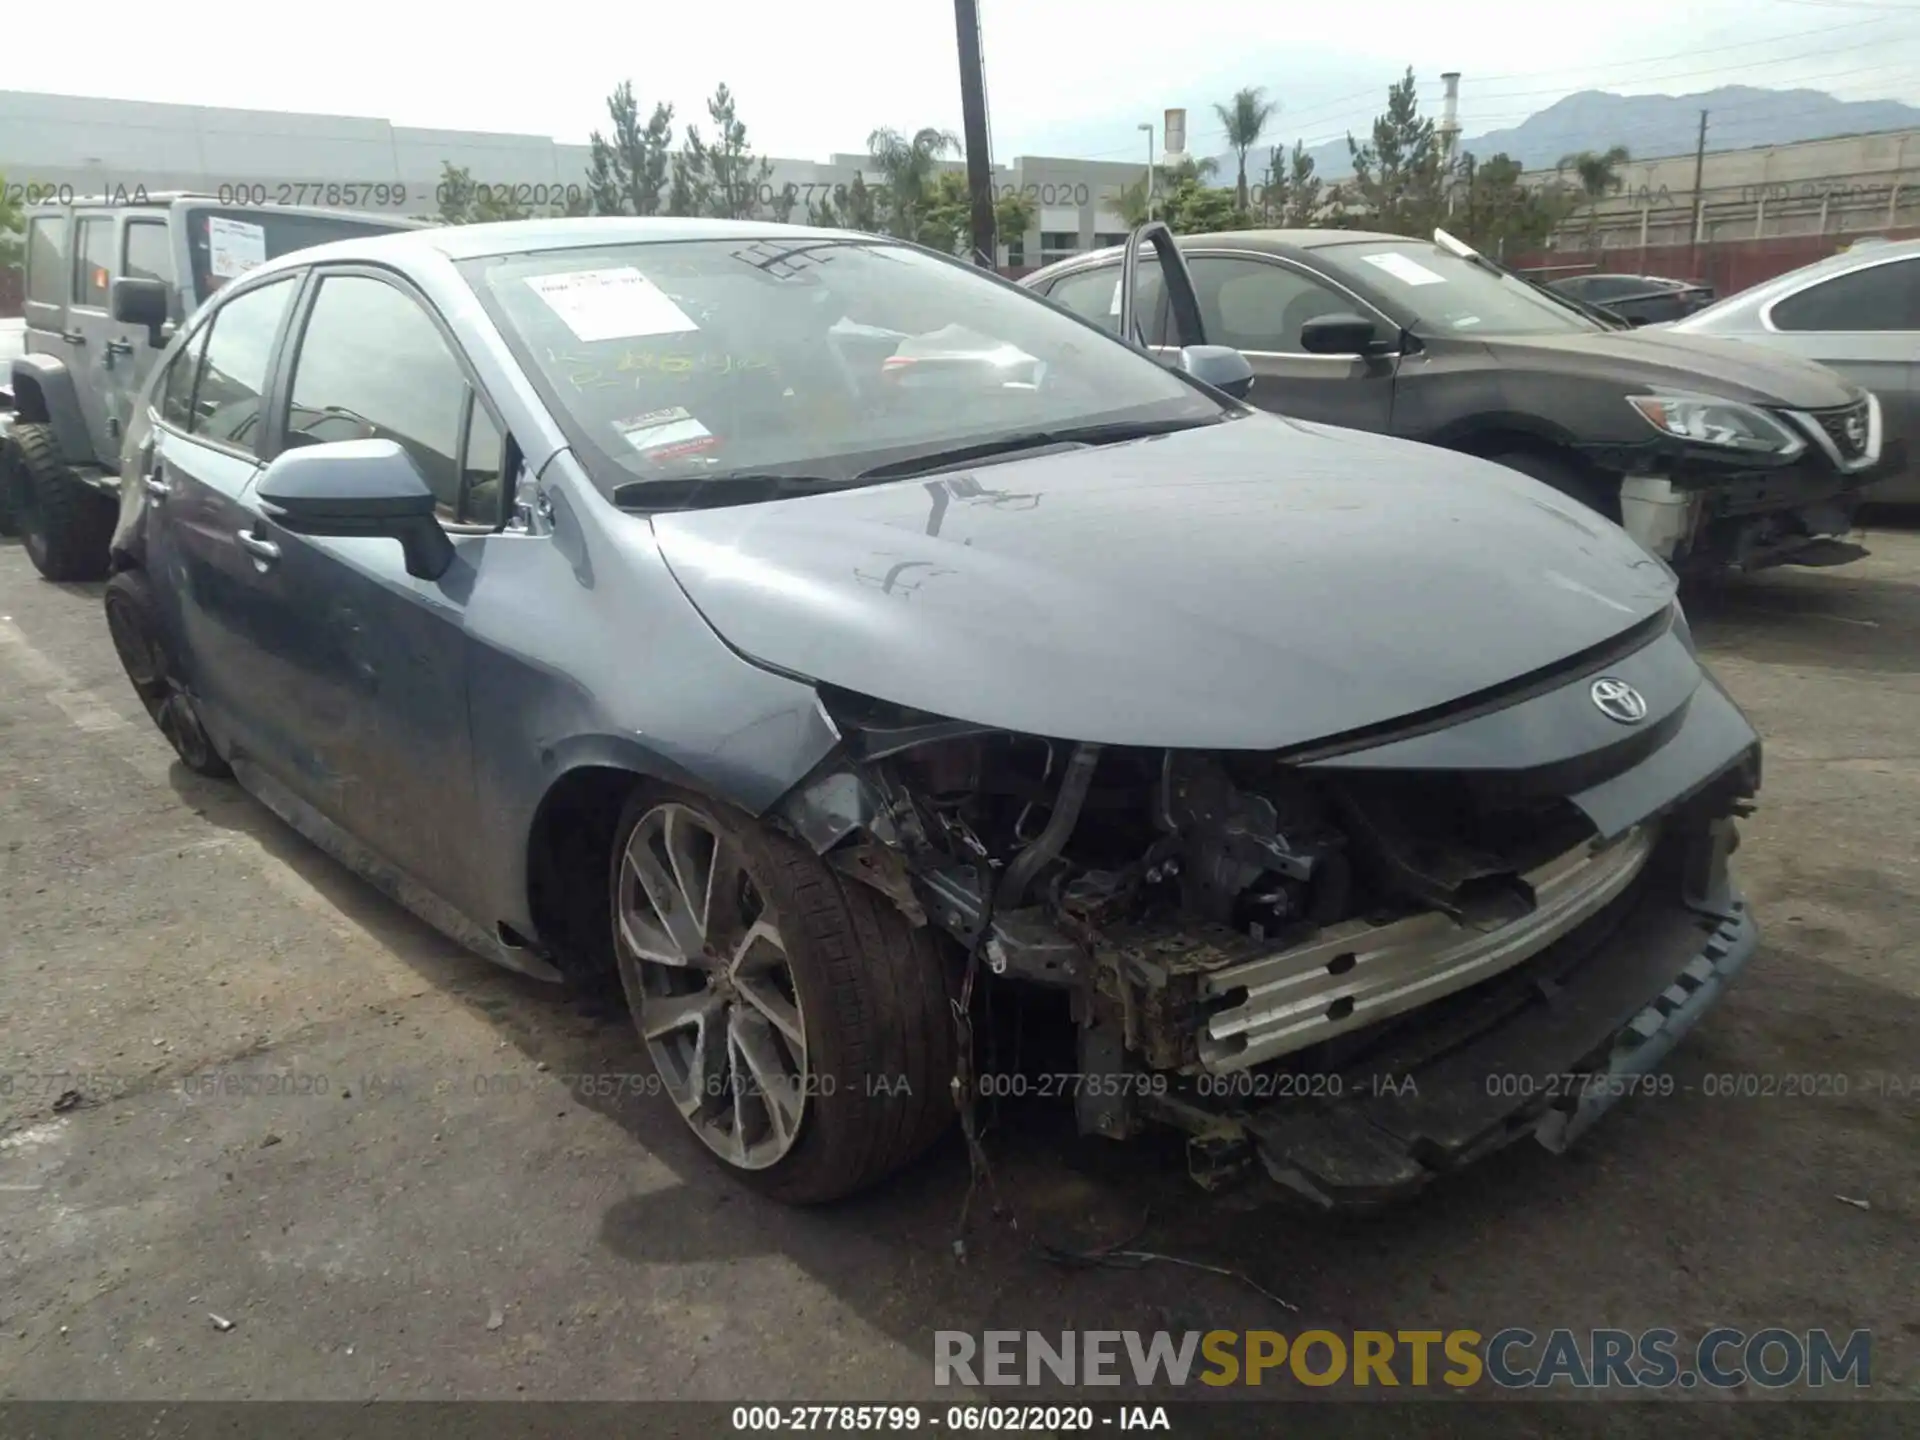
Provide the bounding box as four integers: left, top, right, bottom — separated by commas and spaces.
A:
103, 569, 231, 778
0, 433, 21, 537
608, 785, 957, 1204
13, 423, 116, 582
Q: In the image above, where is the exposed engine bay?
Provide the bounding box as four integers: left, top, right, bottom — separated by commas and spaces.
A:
778, 680, 1760, 1207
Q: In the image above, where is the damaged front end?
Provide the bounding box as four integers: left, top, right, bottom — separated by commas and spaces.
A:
774, 613, 1762, 1211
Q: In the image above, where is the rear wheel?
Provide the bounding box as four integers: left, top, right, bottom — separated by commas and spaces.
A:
13, 423, 115, 582
609, 787, 956, 1203
103, 569, 231, 778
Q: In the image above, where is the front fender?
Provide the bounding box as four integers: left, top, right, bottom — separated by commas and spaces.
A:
8, 355, 96, 467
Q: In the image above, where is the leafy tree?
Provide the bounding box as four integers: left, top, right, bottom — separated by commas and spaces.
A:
1257, 141, 1323, 227
1343, 68, 1445, 236
673, 83, 776, 219
1558, 145, 1631, 202
1555, 144, 1631, 247
1215, 86, 1279, 215
0, 173, 24, 269
1455, 152, 1571, 257
919, 172, 1041, 258
434, 163, 531, 224
586, 82, 675, 217
867, 126, 960, 240
814, 172, 881, 231
1115, 155, 1220, 227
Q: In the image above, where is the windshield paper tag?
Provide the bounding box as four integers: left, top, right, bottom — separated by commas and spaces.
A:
528, 267, 699, 343
616, 407, 712, 456
207, 217, 267, 279
1360, 252, 1447, 286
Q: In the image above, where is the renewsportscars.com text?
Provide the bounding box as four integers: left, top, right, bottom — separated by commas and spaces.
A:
933, 1328, 1871, 1390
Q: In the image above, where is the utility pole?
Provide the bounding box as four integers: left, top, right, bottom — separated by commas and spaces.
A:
1689, 108, 1710, 265
953, 0, 997, 268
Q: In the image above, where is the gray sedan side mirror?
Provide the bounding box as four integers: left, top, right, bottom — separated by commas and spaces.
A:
1178, 345, 1255, 400
256, 438, 455, 581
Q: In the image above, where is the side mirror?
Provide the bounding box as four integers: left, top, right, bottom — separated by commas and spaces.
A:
1298, 313, 1386, 357
1177, 345, 1254, 400
111, 277, 171, 348
256, 439, 455, 581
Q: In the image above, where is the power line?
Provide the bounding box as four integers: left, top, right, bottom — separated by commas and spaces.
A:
1469, 11, 1901, 81
1463, 34, 1917, 104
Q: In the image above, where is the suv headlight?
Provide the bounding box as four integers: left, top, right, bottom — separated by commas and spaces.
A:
1627, 393, 1806, 459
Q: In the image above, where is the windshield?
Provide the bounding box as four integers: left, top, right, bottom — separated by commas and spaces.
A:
462, 237, 1224, 496
1317, 240, 1600, 338
186, 208, 411, 304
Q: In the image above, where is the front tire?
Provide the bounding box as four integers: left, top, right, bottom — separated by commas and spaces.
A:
13, 423, 115, 582
609, 787, 956, 1203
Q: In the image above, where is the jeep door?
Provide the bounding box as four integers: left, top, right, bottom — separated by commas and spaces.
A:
21, 209, 72, 370
1182, 251, 1397, 431
65, 209, 124, 467
105, 216, 181, 452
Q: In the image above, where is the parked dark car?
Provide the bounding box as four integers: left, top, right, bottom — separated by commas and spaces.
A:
105, 218, 1761, 1210
1547, 272, 1715, 327
1024, 228, 1888, 572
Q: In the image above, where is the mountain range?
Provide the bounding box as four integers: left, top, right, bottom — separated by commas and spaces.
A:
1227, 86, 1920, 181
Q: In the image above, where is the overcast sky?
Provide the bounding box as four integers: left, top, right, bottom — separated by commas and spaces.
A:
13, 0, 1920, 161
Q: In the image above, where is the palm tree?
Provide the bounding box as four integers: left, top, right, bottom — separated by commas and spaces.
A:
1557, 145, 1631, 202
866, 126, 960, 241
1214, 86, 1280, 214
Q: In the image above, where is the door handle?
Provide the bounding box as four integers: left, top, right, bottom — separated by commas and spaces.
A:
235, 530, 281, 565
105, 338, 136, 359
61, 330, 87, 346
143, 471, 172, 500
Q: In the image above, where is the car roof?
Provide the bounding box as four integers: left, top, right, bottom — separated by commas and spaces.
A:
1021, 228, 1419, 284
1676, 235, 1920, 329
245, 216, 868, 275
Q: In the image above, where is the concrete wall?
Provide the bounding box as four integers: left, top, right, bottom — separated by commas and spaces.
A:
1519, 128, 1920, 252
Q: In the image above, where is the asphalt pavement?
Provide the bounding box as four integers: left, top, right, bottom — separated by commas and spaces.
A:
0, 525, 1916, 1419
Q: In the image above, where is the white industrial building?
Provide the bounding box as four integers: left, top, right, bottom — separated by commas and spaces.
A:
0, 88, 1147, 268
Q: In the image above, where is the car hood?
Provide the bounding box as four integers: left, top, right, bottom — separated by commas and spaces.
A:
649, 416, 1678, 750
1483, 328, 1859, 409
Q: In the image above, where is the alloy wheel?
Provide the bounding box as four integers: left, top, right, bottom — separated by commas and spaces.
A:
616, 802, 809, 1170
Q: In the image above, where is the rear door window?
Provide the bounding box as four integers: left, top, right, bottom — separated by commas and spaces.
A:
1045, 263, 1166, 343
1772, 258, 1920, 332
74, 217, 115, 309
189, 277, 298, 453
123, 221, 174, 285
26, 216, 70, 309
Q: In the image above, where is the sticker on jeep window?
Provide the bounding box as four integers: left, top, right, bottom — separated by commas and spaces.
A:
527, 267, 698, 343
207, 217, 267, 279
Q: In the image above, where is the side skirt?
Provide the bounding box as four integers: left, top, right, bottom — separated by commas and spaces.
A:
231, 757, 565, 984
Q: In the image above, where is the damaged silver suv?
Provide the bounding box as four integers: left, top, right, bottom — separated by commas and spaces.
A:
102, 218, 1762, 1208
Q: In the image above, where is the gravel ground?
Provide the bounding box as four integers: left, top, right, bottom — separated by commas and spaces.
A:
0, 525, 1916, 1424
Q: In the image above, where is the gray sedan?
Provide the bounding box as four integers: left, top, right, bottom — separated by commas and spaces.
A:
101, 218, 1762, 1208
1670, 239, 1919, 502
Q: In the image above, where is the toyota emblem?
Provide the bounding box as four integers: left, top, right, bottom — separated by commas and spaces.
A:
1591, 677, 1649, 724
